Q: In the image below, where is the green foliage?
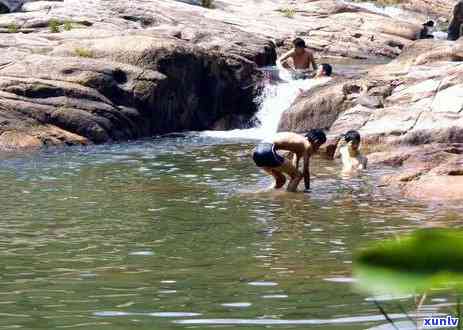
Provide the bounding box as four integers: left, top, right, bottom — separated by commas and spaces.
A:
201, 0, 214, 8
49, 19, 60, 33
74, 47, 95, 58
63, 20, 73, 31
354, 229, 463, 295
7, 22, 18, 33
281, 7, 296, 18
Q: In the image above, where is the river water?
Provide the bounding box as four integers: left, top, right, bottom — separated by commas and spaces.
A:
0, 63, 462, 329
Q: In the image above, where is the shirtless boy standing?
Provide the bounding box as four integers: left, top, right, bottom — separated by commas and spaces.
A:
252, 130, 327, 192
278, 38, 318, 79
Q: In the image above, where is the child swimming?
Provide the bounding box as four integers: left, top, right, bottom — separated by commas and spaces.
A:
334, 130, 367, 173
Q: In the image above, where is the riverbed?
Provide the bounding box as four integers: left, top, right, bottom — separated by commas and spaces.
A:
0, 135, 461, 330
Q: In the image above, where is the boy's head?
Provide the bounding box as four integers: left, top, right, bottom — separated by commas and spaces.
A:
317, 63, 333, 77
293, 38, 306, 55
305, 129, 327, 150
342, 130, 361, 150
423, 20, 434, 27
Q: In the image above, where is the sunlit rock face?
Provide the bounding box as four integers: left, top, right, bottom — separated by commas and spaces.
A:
0, 0, 280, 148
0, 0, 427, 149
278, 38, 463, 201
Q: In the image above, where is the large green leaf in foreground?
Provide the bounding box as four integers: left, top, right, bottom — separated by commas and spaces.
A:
354, 229, 463, 295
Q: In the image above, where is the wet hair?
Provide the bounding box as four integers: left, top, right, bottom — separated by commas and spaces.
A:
343, 130, 361, 144
321, 63, 333, 76
423, 20, 434, 27
305, 129, 327, 145
293, 38, 306, 49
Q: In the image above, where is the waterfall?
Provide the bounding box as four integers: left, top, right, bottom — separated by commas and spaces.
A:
202, 66, 330, 141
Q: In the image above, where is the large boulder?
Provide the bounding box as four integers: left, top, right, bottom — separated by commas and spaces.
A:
370, 144, 463, 201
0, 39, 268, 146
278, 80, 363, 132
278, 79, 394, 133
0, 0, 279, 147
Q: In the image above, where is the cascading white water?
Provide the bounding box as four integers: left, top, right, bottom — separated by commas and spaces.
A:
202, 66, 331, 141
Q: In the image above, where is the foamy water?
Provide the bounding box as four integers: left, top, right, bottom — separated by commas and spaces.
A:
202, 66, 331, 141
346, 0, 406, 19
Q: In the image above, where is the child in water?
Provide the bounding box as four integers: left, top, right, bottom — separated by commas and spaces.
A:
334, 130, 367, 173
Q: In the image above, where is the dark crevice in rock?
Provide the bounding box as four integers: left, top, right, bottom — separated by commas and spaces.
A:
120, 15, 155, 27
0, 3, 8, 13
146, 50, 262, 134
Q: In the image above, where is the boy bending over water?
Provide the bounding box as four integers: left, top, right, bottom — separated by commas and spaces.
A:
335, 130, 367, 173
253, 130, 327, 192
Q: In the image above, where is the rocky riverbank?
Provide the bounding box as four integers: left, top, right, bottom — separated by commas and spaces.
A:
0, 0, 429, 150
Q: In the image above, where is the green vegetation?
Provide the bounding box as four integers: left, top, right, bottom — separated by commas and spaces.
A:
49, 19, 61, 33
354, 229, 463, 330
63, 20, 73, 31
7, 22, 18, 33
280, 7, 296, 18
201, 0, 214, 8
74, 47, 95, 58
354, 228, 463, 294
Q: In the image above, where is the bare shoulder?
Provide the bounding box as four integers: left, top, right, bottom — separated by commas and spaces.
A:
305, 49, 314, 57
272, 132, 305, 144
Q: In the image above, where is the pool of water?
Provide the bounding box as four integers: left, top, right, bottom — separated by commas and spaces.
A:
0, 135, 461, 330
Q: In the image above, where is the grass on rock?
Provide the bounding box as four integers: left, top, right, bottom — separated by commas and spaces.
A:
74, 47, 95, 58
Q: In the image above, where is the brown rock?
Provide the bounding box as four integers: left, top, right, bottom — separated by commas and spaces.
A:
0, 131, 42, 150
371, 144, 463, 201
278, 80, 364, 132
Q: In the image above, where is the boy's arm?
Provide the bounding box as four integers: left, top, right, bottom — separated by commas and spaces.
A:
362, 155, 368, 169
278, 50, 296, 71
333, 139, 346, 159
278, 49, 294, 64
310, 53, 318, 71
292, 152, 301, 170
303, 152, 311, 190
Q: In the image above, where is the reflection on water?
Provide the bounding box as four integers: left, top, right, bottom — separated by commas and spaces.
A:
0, 135, 461, 330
